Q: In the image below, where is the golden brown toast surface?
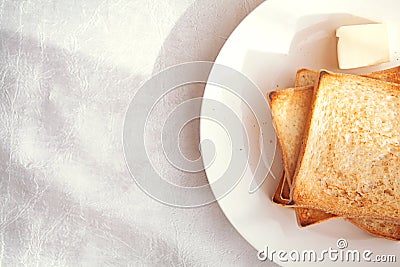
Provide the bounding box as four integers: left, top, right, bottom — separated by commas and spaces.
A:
292, 71, 400, 221
270, 67, 400, 238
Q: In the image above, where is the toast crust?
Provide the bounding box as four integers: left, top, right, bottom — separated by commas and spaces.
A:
272, 171, 291, 205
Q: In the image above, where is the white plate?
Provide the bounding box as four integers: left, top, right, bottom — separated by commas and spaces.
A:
200, 0, 400, 266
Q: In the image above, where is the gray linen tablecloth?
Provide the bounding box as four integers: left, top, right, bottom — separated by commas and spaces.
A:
0, 0, 277, 265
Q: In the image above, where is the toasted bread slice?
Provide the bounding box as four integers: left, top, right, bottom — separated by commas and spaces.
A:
269, 86, 314, 188
271, 67, 400, 239
275, 66, 400, 227
272, 71, 337, 226
269, 87, 323, 220
292, 71, 400, 221
269, 87, 337, 226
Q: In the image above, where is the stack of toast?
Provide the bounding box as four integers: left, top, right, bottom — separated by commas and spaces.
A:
268, 66, 400, 240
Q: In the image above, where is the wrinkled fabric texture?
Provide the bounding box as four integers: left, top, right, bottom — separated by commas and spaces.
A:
0, 0, 277, 266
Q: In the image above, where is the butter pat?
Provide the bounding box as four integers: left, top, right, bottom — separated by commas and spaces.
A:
336, 24, 390, 69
